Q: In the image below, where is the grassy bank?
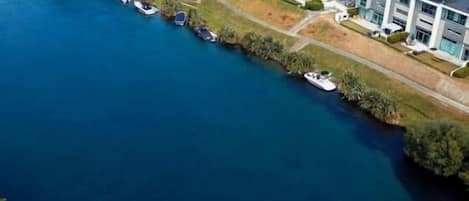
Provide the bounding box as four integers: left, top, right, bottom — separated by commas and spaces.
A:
300, 45, 469, 126
150, 0, 468, 126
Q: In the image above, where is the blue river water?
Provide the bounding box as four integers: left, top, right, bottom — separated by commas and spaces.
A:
0, 0, 467, 200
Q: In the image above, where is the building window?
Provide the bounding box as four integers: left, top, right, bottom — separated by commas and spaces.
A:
396, 8, 408, 16
445, 10, 467, 25
415, 27, 431, 45
396, 0, 409, 6
359, 0, 367, 7
392, 17, 407, 28
464, 49, 469, 61
439, 37, 462, 57
421, 2, 436, 17
371, 12, 384, 25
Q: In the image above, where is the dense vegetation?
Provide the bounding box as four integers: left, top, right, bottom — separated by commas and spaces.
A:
187, 8, 206, 28
304, 0, 324, 11
160, 0, 183, 18
386, 32, 410, 44
339, 71, 398, 123
218, 26, 239, 45
404, 120, 469, 187
240, 32, 285, 61
453, 64, 469, 78
281, 52, 315, 74
347, 7, 359, 17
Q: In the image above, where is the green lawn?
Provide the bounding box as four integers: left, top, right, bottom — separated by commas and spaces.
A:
409, 52, 459, 75
197, 0, 297, 47
341, 20, 369, 35
301, 45, 469, 126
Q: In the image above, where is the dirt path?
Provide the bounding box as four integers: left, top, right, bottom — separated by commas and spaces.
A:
216, 0, 469, 114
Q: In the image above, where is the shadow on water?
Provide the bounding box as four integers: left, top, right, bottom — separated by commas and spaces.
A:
283, 75, 469, 201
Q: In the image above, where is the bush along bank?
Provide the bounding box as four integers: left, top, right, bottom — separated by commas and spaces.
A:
339, 71, 399, 124
151, 8, 469, 189
404, 120, 469, 189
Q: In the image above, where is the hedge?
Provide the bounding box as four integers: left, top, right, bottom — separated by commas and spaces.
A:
305, 0, 324, 11
387, 32, 409, 44
347, 7, 359, 17
453, 66, 469, 78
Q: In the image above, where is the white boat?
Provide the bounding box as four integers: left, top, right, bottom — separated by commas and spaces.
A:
121, 0, 131, 4
134, 1, 158, 15
209, 31, 218, 43
304, 72, 337, 92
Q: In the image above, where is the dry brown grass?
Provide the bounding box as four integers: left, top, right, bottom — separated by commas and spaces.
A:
229, 0, 306, 29
300, 15, 469, 106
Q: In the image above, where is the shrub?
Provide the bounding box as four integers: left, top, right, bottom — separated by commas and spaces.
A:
358, 88, 397, 122
218, 26, 238, 45
305, 0, 324, 11
281, 52, 315, 74
453, 67, 469, 78
187, 8, 206, 28
240, 32, 285, 61
160, 0, 183, 18
386, 32, 410, 44
404, 120, 469, 177
347, 7, 359, 17
339, 71, 366, 102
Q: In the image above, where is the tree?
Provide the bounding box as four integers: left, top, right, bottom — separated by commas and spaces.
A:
239, 32, 285, 61
339, 71, 366, 102
358, 88, 397, 122
160, 0, 183, 18
218, 26, 238, 45
187, 8, 205, 28
281, 52, 315, 74
459, 164, 469, 187
404, 120, 469, 177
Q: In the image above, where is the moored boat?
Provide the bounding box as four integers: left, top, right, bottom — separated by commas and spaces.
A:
194, 26, 215, 42
304, 72, 337, 92
174, 11, 187, 26
134, 1, 158, 15
121, 0, 131, 4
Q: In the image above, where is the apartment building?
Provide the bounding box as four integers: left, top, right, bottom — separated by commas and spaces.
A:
355, 0, 469, 62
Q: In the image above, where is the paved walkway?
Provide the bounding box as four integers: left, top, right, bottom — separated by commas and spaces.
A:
216, 0, 469, 114
287, 11, 320, 35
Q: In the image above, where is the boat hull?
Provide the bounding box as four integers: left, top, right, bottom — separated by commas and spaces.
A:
304, 73, 337, 92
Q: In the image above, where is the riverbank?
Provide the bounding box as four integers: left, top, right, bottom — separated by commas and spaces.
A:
149, 0, 469, 127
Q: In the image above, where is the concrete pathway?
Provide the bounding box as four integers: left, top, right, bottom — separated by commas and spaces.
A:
287, 11, 319, 35
216, 0, 469, 114
290, 38, 310, 52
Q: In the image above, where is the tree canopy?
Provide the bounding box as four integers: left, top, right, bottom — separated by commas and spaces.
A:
160, 0, 183, 18
404, 120, 469, 177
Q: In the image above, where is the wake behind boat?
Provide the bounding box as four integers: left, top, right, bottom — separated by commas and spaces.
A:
134, 1, 158, 15
304, 72, 336, 92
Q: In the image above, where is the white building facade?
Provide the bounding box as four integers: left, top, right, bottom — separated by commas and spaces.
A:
355, 0, 469, 62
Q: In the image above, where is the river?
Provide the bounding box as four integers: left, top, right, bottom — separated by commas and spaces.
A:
0, 0, 467, 200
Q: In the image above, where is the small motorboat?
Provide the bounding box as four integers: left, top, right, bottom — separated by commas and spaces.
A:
304, 72, 337, 92
174, 11, 187, 26
194, 26, 214, 41
121, 0, 131, 4
134, 1, 158, 15
209, 31, 218, 43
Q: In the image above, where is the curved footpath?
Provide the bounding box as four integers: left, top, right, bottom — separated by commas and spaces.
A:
216, 0, 469, 114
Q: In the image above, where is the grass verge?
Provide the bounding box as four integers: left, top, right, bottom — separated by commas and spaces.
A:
301, 45, 469, 126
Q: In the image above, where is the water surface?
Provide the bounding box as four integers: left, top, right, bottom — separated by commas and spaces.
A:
0, 0, 467, 201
